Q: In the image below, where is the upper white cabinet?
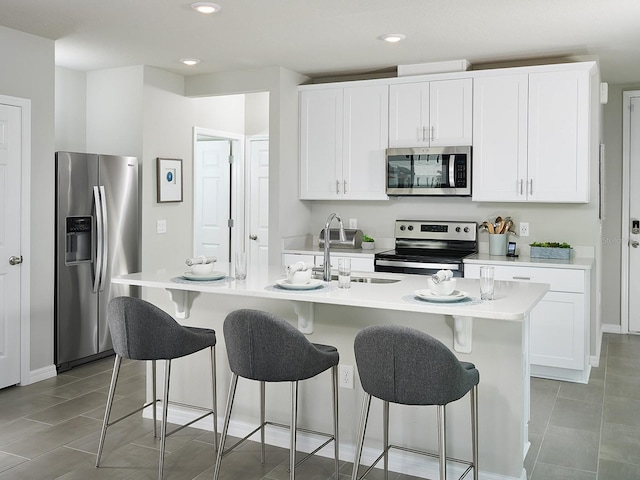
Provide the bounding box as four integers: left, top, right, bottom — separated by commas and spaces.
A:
389, 78, 472, 147
299, 84, 389, 200
472, 66, 593, 202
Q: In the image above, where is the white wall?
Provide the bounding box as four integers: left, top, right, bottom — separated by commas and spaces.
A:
0, 26, 55, 372
55, 67, 86, 152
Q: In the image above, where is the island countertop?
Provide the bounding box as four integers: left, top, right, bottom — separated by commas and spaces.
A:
112, 265, 549, 322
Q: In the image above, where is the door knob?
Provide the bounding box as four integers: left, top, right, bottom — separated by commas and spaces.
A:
631, 240, 639, 248
9, 255, 23, 265
249, 234, 258, 241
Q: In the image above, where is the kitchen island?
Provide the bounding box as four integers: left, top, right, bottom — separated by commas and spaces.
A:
113, 265, 548, 480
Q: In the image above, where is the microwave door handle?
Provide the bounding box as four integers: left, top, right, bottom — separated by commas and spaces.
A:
448, 155, 456, 188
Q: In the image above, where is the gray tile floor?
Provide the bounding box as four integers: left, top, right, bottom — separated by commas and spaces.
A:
0, 333, 638, 479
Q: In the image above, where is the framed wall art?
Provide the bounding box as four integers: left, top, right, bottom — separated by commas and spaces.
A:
157, 157, 183, 203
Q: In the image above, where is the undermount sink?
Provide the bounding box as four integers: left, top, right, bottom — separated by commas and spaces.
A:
313, 274, 400, 284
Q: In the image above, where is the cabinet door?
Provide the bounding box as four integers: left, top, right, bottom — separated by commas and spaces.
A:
389, 82, 429, 147
299, 88, 342, 199
527, 70, 590, 203
472, 74, 529, 202
529, 292, 585, 370
282, 253, 316, 267
342, 85, 389, 200
429, 78, 473, 146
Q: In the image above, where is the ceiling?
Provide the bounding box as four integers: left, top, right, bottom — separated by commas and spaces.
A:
2, 0, 640, 84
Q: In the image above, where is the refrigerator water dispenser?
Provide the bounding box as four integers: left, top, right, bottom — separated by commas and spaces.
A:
65, 216, 93, 264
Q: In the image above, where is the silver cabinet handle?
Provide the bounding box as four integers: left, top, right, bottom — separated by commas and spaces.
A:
421, 126, 427, 141
529, 179, 533, 195
519, 179, 524, 195
336, 180, 340, 194
343, 180, 347, 194
512, 276, 531, 280
430, 126, 435, 141
249, 234, 258, 241
9, 255, 23, 265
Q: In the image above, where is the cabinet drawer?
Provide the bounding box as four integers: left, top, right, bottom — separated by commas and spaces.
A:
464, 264, 584, 293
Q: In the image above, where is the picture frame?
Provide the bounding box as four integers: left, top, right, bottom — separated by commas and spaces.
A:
156, 158, 183, 203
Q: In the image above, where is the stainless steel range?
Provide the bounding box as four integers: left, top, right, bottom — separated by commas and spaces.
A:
374, 220, 478, 276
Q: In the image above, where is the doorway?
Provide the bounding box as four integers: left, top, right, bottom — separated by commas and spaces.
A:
193, 128, 244, 264
0, 94, 31, 388
622, 91, 640, 333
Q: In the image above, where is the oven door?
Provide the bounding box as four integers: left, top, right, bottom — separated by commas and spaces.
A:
375, 258, 464, 277
386, 146, 471, 196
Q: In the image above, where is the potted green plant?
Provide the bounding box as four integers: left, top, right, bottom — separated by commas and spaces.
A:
529, 241, 572, 260
362, 234, 375, 250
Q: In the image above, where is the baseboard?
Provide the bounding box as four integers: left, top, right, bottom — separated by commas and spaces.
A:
144, 403, 523, 480
24, 364, 57, 385
602, 323, 622, 334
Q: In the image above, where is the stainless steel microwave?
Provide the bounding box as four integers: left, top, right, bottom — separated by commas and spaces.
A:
386, 146, 471, 196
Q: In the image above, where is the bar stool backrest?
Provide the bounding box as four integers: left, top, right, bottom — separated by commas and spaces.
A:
354, 325, 479, 406
223, 309, 338, 382
108, 296, 216, 361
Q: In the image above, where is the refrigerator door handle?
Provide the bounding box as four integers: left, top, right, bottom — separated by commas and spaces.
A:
99, 186, 109, 291
93, 186, 103, 293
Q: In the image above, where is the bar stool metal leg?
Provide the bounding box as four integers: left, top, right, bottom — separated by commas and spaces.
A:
290, 381, 299, 480
351, 392, 372, 480
383, 401, 389, 480
152, 359, 157, 438
96, 354, 122, 467
213, 373, 239, 480
260, 381, 266, 464
210, 346, 218, 451
332, 365, 339, 480
437, 405, 446, 480
158, 359, 171, 480
471, 385, 479, 480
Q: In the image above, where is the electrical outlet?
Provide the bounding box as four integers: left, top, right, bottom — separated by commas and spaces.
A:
157, 219, 167, 234
349, 218, 358, 229
519, 222, 529, 237
339, 364, 354, 389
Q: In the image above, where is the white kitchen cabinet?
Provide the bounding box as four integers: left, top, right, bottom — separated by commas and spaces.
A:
472, 66, 592, 203
388, 78, 472, 148
464, 263, 590, 383
282, 252, 374, 273
299, 84, 388, 200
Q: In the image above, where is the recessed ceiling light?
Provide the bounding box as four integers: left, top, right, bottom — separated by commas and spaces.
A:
191, 2, 221, 14
180, 58, 201, 66
379, 33, 406, 43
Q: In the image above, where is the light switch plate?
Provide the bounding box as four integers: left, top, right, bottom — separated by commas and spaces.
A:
157, 219, 167, 234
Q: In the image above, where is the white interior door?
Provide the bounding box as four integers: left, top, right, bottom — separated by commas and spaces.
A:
628, 96, 640, 332
194, 136, 231, 263
0, 103, 22, 389
248, 138, 269, 271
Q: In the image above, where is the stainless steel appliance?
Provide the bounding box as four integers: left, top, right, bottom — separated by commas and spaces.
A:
375, 220, 477, 276
318, 228, 363, 249
55, 152, 140, 372
386, 146, 471, 196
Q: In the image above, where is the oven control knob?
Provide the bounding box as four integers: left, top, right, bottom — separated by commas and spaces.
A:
407, 225, 414, 231
455, 226, 461, 232
399, 225, 406, 231
464, 227, 470, 233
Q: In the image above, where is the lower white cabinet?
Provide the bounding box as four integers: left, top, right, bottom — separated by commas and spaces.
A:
282, 253, 374, 273
465, 263, 590, 383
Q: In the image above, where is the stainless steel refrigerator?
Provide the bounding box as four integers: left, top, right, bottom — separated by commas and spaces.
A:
55, 152, 140, 372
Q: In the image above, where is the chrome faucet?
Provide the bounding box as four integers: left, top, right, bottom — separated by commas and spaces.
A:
323, 212, 346, 282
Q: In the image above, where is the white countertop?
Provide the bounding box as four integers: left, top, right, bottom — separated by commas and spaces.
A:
113, 264, 549, 322
464, 253, 594, 270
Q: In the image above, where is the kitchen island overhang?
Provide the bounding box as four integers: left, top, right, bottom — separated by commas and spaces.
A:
112, 266, 548, 480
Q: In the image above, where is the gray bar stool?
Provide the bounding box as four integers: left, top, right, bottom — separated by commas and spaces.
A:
96, 296, 218, 480
352, 325, 479, 480
213, 309, 340, 480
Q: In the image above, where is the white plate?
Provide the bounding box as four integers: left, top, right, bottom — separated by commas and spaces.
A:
182, 271, 227, 281
414, 289, 469, 303
275, 279, 325, 290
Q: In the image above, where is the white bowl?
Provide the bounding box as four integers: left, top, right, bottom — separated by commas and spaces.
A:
288, 269, 312, 285
427, 277, 456, 296
191, 263, 214, 275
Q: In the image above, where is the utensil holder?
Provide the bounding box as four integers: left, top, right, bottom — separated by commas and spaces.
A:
489, 234, 507, 256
